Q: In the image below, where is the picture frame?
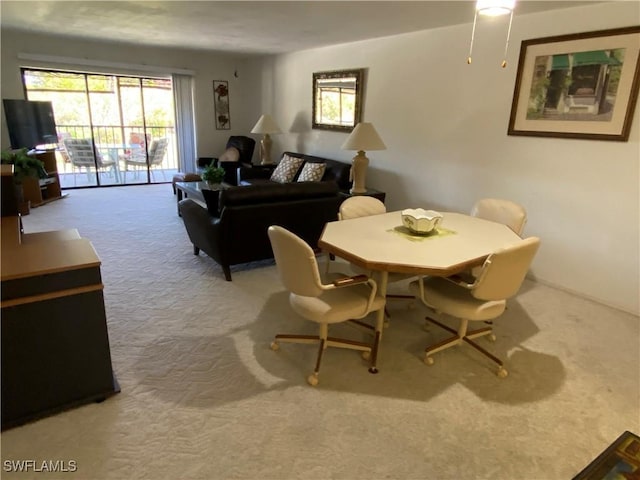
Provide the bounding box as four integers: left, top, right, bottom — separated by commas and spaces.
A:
508, 26, 640, 141
213, 80, 230, 130
572, 431, 640, 479
312, 69, 364, 132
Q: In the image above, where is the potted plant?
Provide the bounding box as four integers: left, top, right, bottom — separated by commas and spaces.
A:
201, 162, 226, 187
1, 148, 47, 215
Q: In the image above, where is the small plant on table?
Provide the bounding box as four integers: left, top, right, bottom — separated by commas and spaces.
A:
201, 162, 225, 186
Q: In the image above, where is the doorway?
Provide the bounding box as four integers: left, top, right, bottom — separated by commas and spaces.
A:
22, 68, 178, 188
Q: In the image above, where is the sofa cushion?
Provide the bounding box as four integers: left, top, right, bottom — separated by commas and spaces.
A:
270, 154, 304, 183
297, 162, 326, 182
282, 152, 351, 190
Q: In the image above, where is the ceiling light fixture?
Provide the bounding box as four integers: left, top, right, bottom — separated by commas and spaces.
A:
467, 0, 516, 68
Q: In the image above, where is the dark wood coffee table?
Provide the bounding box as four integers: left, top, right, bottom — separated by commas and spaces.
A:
175, 181, 229, 216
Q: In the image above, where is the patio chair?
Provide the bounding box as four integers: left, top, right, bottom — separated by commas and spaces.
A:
62, 138, 117, 186
123, 137, 169, 182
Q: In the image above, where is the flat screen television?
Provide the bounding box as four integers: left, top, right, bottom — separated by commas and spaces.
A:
2, 99, 58, 150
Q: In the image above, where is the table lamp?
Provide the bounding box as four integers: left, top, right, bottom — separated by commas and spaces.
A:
341, 122, 386, 194
250, 114, 281, 165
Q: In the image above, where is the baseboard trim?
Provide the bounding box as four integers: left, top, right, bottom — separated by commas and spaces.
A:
529, 275, 638, 317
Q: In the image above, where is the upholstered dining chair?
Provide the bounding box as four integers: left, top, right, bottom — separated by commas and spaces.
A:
62, 138, 117, 186
338, 195, 386, 220
268, 225, 386, 386
336, 196, 415, 320
469, 198, 528, 280
409, 236, 541, 378
123, 137, 168, 182
471, 198, 527, 236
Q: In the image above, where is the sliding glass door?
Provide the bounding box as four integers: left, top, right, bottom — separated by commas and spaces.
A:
23, 69, 178, 188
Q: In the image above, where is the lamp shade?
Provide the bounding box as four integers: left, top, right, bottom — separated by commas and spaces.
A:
250, 114, 282, 134
341, 122, 386, 151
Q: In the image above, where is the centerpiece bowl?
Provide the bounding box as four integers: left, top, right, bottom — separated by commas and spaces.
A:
401, 208, 443, 234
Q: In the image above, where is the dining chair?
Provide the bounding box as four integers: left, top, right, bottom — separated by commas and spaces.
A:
409, 236, 541, 378
336, 196, 415, 320
338, 195, 386, 220
62, 138, 117, 186
123, 137, 168, 182
469, 198, 528, 280
470, 198, 527, 236
268, 225, 386, 386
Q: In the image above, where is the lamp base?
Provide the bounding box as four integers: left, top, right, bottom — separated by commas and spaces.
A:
260, 134, 273, 165
349, 151, 369, 194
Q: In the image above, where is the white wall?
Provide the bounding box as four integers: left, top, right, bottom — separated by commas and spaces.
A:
0, 30, 264, 166
249, 2, 640, 314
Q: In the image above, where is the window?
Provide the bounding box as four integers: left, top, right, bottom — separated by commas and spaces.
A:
23, 68, 178, 188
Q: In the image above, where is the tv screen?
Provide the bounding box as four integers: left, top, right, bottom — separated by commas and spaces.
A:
2, 99, 58, 150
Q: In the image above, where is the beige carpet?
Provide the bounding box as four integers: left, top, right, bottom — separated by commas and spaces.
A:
2, 184, 638, 480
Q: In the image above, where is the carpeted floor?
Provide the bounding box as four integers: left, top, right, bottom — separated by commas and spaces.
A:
2, 184, 638, 480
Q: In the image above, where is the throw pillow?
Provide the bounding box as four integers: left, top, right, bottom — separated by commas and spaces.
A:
296, 162, 326, 182
270, 155, 304, 183
218, 147, 240, 163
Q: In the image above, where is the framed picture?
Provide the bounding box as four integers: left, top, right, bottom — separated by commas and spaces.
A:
213, 80, 230, 130
312, 69, 364, 132
572, 431, 640, 479
508, 26, 640, 141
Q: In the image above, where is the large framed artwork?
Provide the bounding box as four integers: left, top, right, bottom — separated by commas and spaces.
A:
213, 80, 230, 130
508, 26, 640, 141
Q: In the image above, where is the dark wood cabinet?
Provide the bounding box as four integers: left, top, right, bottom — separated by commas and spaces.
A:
0, 218, 119, 430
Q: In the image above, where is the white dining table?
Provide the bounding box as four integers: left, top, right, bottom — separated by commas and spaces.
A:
318, 211, 523, 371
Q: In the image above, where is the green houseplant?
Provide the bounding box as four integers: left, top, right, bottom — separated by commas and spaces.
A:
1, 148, 48, 214
1, 148, 47, 184
201, 162, 225, 186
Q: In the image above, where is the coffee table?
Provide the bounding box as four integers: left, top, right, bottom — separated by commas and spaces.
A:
174, 181, 229, 216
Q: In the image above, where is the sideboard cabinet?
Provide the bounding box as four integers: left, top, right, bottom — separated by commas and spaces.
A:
1, 216, 119, 430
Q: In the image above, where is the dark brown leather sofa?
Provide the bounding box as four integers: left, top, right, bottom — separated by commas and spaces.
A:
238, 152, 352, 191
178, 181, 342, 281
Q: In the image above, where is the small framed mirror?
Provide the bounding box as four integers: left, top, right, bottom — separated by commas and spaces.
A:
312, 69, 364, 132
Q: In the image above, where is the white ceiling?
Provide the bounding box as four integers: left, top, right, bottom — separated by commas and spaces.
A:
1, 1, 602, 56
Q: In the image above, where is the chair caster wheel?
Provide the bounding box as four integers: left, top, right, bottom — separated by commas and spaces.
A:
307, 374, 319, 386
497, 367, 508, 378
270, 341, 279, 351
368, 366, 379, 374
424, 356, 434, 365
488, 334, 496, 342
361, 350, 371, 360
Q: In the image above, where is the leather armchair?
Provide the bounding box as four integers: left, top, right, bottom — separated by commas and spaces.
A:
212, 136, 256, 185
